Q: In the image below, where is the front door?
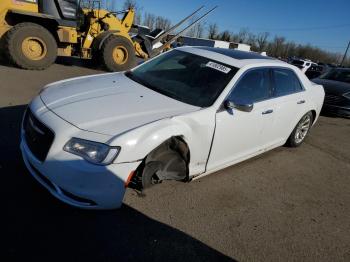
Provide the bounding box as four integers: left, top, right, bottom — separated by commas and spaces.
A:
206, 68, 275, 171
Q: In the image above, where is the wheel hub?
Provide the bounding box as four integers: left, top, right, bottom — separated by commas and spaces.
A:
295, 115, 311, 144
112, 46, 128, 65
22, 37, 47, 61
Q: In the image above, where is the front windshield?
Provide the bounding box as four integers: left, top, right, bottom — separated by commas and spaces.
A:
125, 50, 238, 107
320, 69, 350, 84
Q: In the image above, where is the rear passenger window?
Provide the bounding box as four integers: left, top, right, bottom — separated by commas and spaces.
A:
273, 69, 303, 96
229, 69, 271, 103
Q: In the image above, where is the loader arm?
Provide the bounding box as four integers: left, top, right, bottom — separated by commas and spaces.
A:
80, 8, 135, 51
152, 6, 218, 56
134, 6, 217, 59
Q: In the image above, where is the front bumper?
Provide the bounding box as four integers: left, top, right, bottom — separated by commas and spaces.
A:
21, 138, 141, 209
21, 97, 141, 209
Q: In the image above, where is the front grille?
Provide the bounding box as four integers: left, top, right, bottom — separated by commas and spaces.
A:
324, 94, 347, 105
23, 109, 55, 162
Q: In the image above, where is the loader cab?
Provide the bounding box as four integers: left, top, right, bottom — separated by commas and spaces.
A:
39, 0, 78, 22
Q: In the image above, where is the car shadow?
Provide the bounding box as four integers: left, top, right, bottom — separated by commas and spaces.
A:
56, 56, 101, 70
0, 55, 102, 70
0, 105, 235, 262
0, 54, 9, 66
0, 56, 145, 71
320, 110, 349, 119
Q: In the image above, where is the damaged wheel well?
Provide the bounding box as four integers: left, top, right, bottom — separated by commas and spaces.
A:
128, 136, 190, 190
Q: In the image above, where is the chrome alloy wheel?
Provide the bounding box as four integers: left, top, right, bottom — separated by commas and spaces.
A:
294, 114, 312, 144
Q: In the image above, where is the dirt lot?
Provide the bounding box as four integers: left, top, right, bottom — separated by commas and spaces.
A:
1, 60, 350, 262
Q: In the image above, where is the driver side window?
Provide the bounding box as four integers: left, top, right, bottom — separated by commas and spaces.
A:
228, 68, 271, 103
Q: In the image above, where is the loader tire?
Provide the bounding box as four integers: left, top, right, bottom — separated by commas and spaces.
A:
100, 35, 136, 72
5, 22, 57, 70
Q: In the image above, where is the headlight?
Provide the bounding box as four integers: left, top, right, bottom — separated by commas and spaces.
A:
63, 138, 120, 165
344, 92, 350, 99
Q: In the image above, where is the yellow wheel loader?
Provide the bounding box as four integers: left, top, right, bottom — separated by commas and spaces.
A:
0, 0, 216, 71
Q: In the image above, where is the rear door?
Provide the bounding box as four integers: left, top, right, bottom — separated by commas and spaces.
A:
263, 68, 307, 146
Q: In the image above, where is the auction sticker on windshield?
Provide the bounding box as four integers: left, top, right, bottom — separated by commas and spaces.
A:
206, 61, 231, 73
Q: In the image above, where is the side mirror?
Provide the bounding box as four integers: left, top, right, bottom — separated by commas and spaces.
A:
224, 100, 254, 112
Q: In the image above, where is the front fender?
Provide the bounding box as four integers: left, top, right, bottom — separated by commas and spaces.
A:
110, 108, 216, 176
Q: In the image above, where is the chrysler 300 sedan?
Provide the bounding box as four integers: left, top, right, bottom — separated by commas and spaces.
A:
21, 47, 325, 209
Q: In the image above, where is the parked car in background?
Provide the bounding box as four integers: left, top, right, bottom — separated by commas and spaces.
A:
290, 58, 317, 73
318, 62, 337, 70
305, 64, 324, 79
21, 47, 325, 209
312, 68, 350, 117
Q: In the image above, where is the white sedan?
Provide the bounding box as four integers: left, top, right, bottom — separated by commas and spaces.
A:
21, 47, 325, 209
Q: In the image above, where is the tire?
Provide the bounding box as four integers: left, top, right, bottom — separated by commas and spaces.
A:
0, 34, 6, 63
286, 111, 313, 147
100, 35, 136, 72
4, 22, 57, 70
141, 162, 162, 189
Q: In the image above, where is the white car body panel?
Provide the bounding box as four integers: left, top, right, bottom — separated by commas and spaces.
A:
40, 73, 200, 136
111, 107, 216, 175
21, 47, 325, 209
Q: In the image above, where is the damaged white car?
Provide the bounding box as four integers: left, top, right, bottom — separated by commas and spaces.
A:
21, 47, 325, 209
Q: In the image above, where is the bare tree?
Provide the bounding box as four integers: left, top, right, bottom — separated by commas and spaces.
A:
247, 32, 257, 51
122, 0, 137, 9
269, 36, 286, 57
195, 22, 205, 38
237, 28, 249, 43
155, 16, 171, 30
256, 32, 269, 52
187, 21, 205, 38
122, 0, 142, 24
230, 33, 240, 43
208, 23, 219, 39
143, 12, 156, 30
219, 30, 231, 42
135, 12, 142, 25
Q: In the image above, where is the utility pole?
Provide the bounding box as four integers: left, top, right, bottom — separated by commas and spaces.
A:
340, 40, 350, 67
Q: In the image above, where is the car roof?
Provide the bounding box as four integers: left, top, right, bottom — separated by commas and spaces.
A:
178, 46, 288, 69
197, 46, 274, 60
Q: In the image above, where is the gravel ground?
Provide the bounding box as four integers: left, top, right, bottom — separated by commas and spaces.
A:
1, 59, 349, 262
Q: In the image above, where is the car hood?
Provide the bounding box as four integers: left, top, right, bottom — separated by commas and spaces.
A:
40, 73, 200, 136
312, 78, 350, 95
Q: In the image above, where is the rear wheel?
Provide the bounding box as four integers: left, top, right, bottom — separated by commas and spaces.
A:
100, 35, 136, 72
286, 112, 313, 147
5, 22, 57, 70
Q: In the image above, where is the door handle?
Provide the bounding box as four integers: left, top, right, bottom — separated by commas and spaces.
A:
262, 109, 273, 115
297, 100, 305, 104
